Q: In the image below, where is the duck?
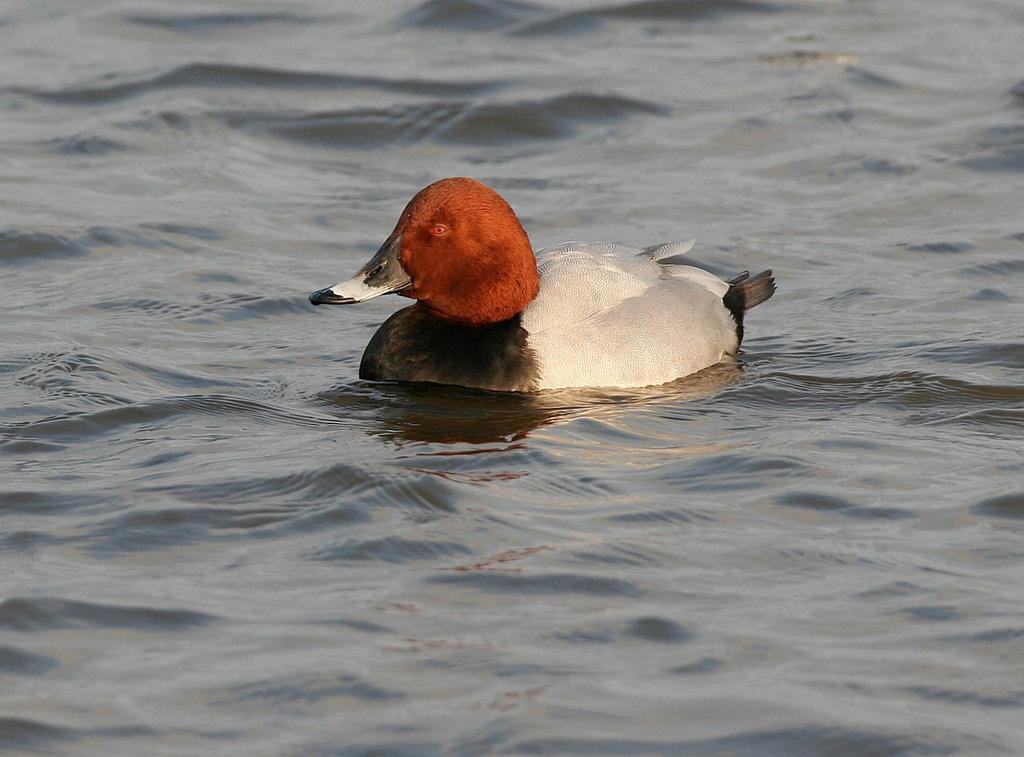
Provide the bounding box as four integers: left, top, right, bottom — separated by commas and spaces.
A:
309, 177, 775, 392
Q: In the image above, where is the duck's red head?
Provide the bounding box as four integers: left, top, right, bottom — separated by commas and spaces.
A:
310, 177, 540, 326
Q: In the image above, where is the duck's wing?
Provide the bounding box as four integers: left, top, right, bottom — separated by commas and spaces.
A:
522, 242, 662, 335
522, 242, 741, 388
640, 239, 731, 298
641, 239, 696, 262
523, 240, 735, 335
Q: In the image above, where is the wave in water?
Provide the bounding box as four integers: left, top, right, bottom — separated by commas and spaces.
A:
11, 63, 507, 106
123, 11, 321, 33
221, 92, 667, 149
396, 0, 779, 35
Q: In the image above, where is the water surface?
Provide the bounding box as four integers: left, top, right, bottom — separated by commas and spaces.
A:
2, 0, 1023, 754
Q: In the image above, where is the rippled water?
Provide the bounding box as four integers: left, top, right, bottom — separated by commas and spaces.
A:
3, 0, 1023, 754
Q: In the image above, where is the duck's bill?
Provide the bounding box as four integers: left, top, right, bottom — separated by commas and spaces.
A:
309, 235, 411, 306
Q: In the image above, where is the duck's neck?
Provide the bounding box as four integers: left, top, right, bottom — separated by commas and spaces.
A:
418, 243, 539, 327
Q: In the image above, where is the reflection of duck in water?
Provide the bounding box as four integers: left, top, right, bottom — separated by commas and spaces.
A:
310, 178, 775, 392
317, 381, 560, 446
318, 360, 743, 446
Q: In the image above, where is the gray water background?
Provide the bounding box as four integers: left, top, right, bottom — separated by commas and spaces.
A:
2, 0, 1023, 754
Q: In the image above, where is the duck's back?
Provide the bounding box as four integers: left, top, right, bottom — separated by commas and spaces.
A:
522, 242, 740, 389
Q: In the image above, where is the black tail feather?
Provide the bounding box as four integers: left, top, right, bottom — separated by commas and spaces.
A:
723, 269, 776, 344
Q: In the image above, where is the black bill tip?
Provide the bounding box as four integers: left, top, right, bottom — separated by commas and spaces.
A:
309, 288, 354, 306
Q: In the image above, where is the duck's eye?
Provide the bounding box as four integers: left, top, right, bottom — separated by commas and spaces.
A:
431, 223, 449, 236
